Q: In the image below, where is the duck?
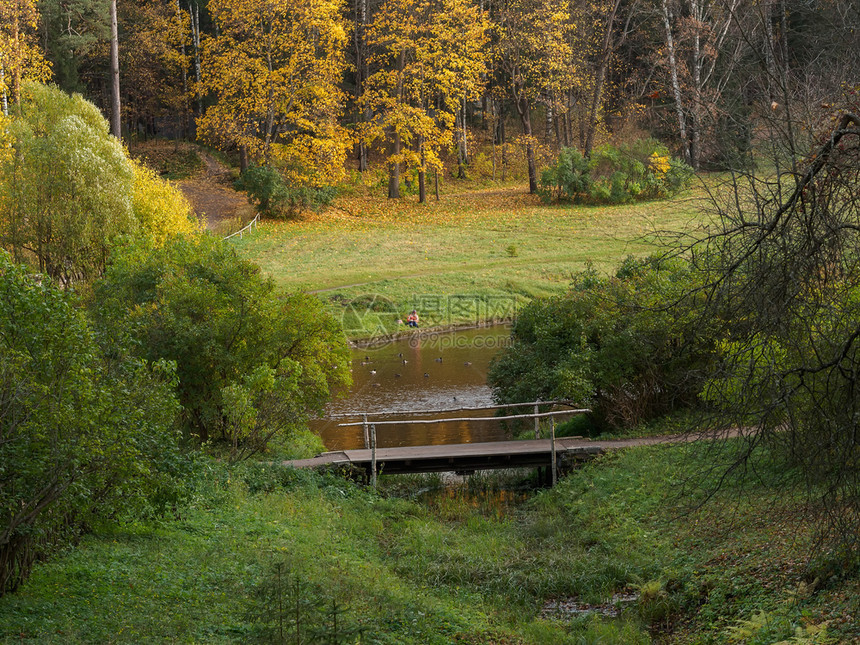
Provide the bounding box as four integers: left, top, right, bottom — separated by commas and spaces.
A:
370, 369, 377, 375
464, 361, 472, 366
435, 357, 443, 363
395, 373, 401, 378
424, 372, 430, 378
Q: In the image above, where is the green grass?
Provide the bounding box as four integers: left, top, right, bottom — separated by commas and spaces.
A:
231, 179, 707, 335
2, 444, 855, 643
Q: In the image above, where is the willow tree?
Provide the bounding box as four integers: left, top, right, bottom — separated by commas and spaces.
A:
0, 83, 136, 285
360, 0, 489, 201
199, 0, 350, 186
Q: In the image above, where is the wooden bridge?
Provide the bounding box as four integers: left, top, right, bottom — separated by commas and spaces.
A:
285, 402, 692, 486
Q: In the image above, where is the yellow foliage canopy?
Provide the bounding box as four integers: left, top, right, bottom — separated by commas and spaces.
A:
360, 0, 489, 173
130, 158, 199, 245
198, 0, 350, 186
0, 0, 51, 106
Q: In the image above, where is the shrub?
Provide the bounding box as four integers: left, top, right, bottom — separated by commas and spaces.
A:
130, 158, 199, 245
235, 165, 337, 218
488, 256, 713, 431
0, 252, 181, 594
92, 235, 351, 460
538, 139, 693, 205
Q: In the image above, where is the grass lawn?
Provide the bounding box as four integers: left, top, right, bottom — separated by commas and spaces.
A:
232, 180, 707, 334
1, 444, 855, 643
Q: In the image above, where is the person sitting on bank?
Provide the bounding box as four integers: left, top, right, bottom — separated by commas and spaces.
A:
406, 310, 419, 328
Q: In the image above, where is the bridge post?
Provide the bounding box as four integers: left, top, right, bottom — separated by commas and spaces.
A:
371, 423, 377, 490
534, 404, 540, 438
363, 414, 369, 450
551, 417, 557, 486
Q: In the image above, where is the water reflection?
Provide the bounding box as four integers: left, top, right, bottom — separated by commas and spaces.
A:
312, 326, 512, 450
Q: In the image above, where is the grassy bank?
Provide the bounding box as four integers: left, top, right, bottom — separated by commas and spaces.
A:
232, 181, 705, 336
1, 442, 855, 643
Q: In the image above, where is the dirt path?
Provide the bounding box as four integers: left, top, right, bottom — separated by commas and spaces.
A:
177, 152, 254, 232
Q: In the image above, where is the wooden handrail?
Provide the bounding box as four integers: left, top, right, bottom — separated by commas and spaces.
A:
223, 214, 259, 240
337, 408, 590, 427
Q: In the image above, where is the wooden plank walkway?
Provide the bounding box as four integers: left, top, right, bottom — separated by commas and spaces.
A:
283, 434, 692, 476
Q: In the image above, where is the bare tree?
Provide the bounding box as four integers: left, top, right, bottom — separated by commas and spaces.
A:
685, 95, 860, 554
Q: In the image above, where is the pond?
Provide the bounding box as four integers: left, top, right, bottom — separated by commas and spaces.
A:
312, 326, 513, 450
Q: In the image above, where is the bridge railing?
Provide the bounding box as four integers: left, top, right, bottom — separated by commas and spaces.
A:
223, 214, 259, 240
335, 400, 590, 488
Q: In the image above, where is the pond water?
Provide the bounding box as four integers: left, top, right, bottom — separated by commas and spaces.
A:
312, 326, 513, 450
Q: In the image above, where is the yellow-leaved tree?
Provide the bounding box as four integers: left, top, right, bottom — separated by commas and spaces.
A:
198, 0, 350, 187
130, 158, 200, 245
360, 0, 489, 202
0, 0, 51, 112
494, 0, 576, 193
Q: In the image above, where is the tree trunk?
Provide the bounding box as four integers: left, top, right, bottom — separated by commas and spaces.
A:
191, 2, 203, 116
239, 145, 249, 173
457, 98, 468, 178
1, 65, 7, 117
584, 0, 621, 157
388, 49, 404, 198
499, 116, 507, 182
355, 0, 368, 171
110, 0, 121, 140
661, 0, 689, 164
177, 0, 189, 138
418, 135, 426, 203
514, 94, 537, 193
689, 0, 703, 169
388, 129, 400, 199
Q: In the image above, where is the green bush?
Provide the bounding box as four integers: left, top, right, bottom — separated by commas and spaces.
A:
538, 139, 693, 205
235, 165, 337, 218
488, 256, 713, 431
92, 235, 351, 460
0, 252, 182, 594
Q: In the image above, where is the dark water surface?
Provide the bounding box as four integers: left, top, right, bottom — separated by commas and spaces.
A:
312, 326, 513, 450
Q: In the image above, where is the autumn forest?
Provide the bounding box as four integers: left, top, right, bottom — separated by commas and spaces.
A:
2, 0, 860, 642
4, 0, 858, 198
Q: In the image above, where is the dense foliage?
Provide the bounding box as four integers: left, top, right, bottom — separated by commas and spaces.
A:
489, 256, 712, 431
0, 83, 199, 285
198, 0, 350, 186
0, 253, 181, 595
538, 139, 693, 204
92, 235, 351, 459
0, 82, 137, 285
234, 165, 337, 218
689, 101, 860, 554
